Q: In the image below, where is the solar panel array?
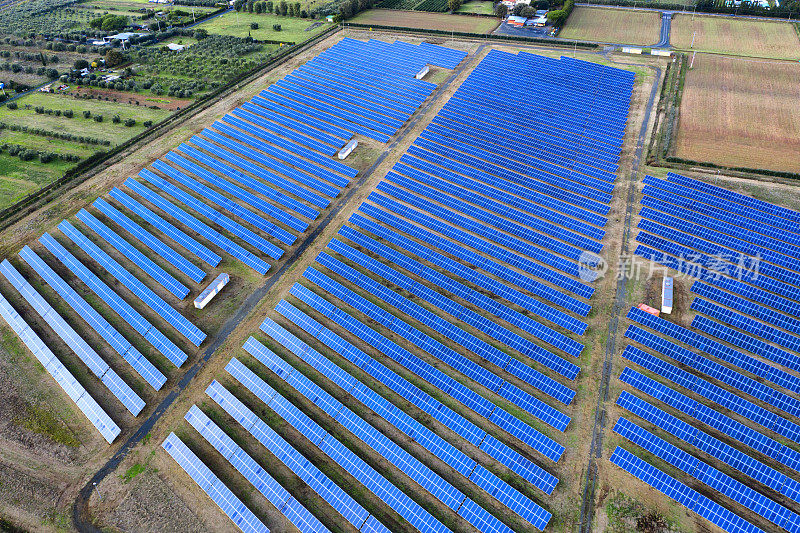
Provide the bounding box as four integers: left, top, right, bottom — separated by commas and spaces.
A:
0, 288, 120, 443
162, 48, 635, 532
162, 432, 269, 533
4, 39, 464, 445
610, 171, 800, 532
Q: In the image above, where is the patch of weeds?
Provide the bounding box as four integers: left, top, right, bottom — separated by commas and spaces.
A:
121, 463, 146, 484
16, 405, 79, 448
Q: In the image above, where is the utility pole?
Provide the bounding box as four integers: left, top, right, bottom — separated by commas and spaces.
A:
690, 29, 695, 48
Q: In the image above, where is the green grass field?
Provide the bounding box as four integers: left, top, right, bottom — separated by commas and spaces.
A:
0, 155, 74, 209
196, 12, 329, 43
456, 1, 494, 14
1, 92, 171, 144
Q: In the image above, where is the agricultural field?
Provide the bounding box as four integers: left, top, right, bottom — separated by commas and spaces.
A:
196, 11, 329, 43
455, 0, 495, 14
673, 53, 800, 173
670, 13, 800, 59
0, 90, 170, 208
350, 8, 500, 32
558, 6, 662, 45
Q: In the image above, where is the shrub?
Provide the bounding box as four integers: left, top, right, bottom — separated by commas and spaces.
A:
273, 23, 282, 31
6, 101, 16, 110
124, 118, 135, 127
63, 109, 73, 118
143, 120, 152, 127
112, 114, 121, 124
83, 110, 91, 118
94, 114, 103, 122
250, 22, 259, 29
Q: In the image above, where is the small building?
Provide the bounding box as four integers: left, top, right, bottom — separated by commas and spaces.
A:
104, 32, 148, 43
530, 13, 548, 26
507, 15, 527, 26
661, 276, 674, 314
166, 43, 186, 51
501, 0, 530, 10
326, 14, 335, 22
637, 303, 660, 317
194, 273, 230, 309
415, 65, 429, 80
338, 139, 358, 160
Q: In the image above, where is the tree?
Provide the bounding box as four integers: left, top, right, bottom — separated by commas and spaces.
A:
194, 28, 208, 39
288, 3, 294, 15
448, 0, 461, 11
73, 58, 89, 70
294, 2, 301, 15
251, 21, 259, 29
278, 1, 288, 15
255, 1, 263, 12
266, 1, 273, 12
105, 48, 124, 67
495, 3, 507, 17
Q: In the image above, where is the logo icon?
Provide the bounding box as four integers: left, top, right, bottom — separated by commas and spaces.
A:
577, 251, 608, 282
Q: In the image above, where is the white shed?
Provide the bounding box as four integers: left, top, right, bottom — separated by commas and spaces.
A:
194, 273, 230, 309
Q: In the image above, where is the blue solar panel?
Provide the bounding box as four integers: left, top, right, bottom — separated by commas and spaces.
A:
75, 208, 190, 299
108, 187, 221, 267
150, 158, 295, 248
205, 379, 372, 529
40, 232, 189, 368
162, 433, 268, 533
619, 366, 800, 474
58, 219, 205, 347
124, 178, 269, 275
0, 259, 144, 417
364, 193, 594, 299
244, 336, 471, 514
185, 405, 331, 533
277, 293, 560, 492
141, 166, 284, 260
18, 245, 166, 391
0, 289, 120, 443
92, 197, 206, 284
609, 447, 766, 533
188, 135, 329, 210
174, 143, 319, 221
318, 245, 572, 428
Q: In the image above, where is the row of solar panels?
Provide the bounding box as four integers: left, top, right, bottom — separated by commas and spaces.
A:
614, 172, 800, 531
0, 288, 121, 443
254, 38, 467, 142
166, 309, 554, 533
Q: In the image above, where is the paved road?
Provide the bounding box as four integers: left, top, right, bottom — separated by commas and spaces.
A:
185, 7, 231, 29
578, 56, 663, 533
654, 11, 672, 48
71, 42, 484, 533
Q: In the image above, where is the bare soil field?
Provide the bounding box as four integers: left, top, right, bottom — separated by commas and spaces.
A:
349, 9, 500, 33
674, 53, 800, 173
558, 7, 662, 46
670, 14, 800, 59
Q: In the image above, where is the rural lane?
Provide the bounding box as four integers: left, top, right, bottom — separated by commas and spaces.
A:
578, 58, 663, 532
